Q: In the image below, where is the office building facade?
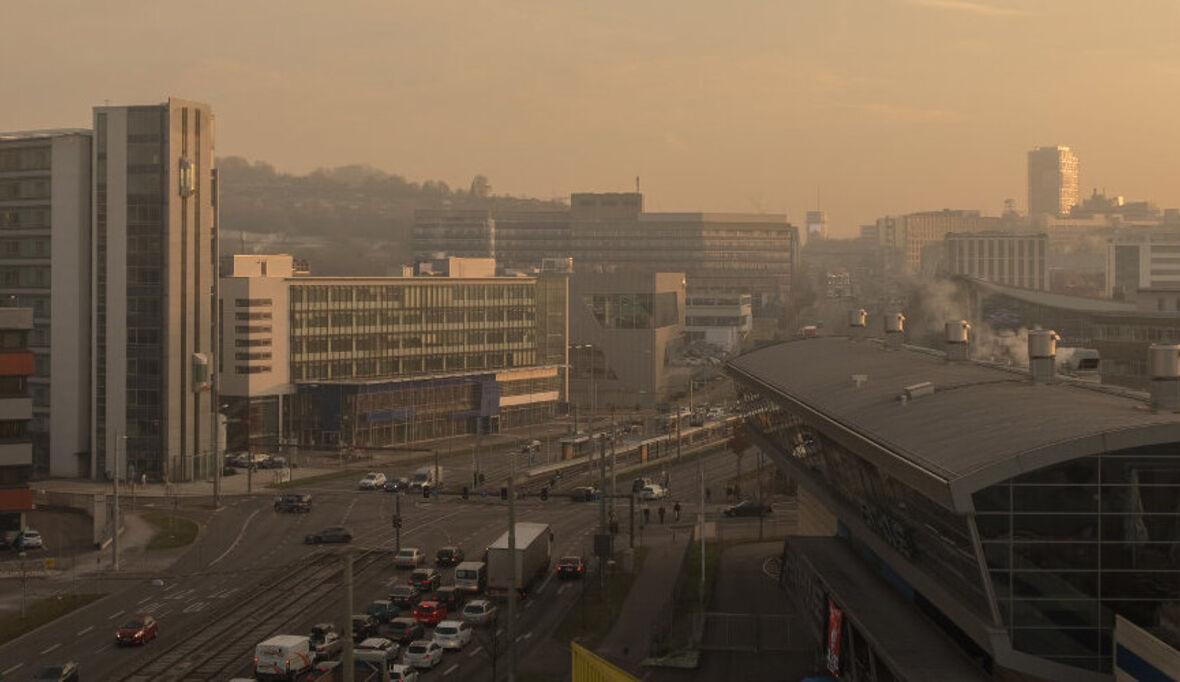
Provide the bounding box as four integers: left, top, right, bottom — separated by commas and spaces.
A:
1107, 229, 1180, 298
0, 131, 92, 477
0, 307, 34, 532
946, 232, 1049, 291
1029, 146, 1080, 217
93, 99, 217, 482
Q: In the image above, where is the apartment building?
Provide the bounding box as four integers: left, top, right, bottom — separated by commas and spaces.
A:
0, 307, 34, 532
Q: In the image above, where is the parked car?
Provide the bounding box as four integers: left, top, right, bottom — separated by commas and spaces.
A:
352, 614, 380, 642
412, 601, 446, 627
639, 484, 668, 501
382, 617, 424, 645
394, 547, 424, 568
305, 526, 353, 544
723, 500, 772, 517
632, 477, 653, 493
274, 493, 313, 513
31, 662, 79, 681
460, 599, 497, 626
434, 546, 464, 567
431, 586, 463, 612
359, 472, 387, 490
570, 486, 600, 502
388, 584, 421, 609
432, 620, 473, 650
403, 640, 443, 669
258, 456, 288, 469
389, 663, 420, 682
309, 623, 342, 661
556, 556, 585, 580
409, 568, 441, 591
115, 614, 158, 646
383, 477, 410, 493
15, 529, 44, 550
367, 599, 399, 623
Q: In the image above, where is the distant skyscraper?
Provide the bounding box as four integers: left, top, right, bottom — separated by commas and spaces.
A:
1028, 146, 1079, 217
93, 99, 217, 482
806, 210, 828, 240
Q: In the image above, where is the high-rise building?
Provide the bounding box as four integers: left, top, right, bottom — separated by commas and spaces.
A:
93, 99, 217, 482
1028, 146, 1080, 217
0, 131, 92, 477
806, 210, 828, 241
0, 307, 35, 531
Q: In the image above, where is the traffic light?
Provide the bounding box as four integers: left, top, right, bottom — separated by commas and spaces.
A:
540, 487, 549, 501
422, 485, 431, 499
462, 486, 469, 500
500, 487, 508, 501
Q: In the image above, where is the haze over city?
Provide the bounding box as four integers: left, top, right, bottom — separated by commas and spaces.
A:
6, 0, 1180, 234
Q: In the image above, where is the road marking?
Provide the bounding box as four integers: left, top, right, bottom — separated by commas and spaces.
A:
108, 609, 125, 620
341, 498, 358, 524
515, 632, 532, 642
183, 601, 208, 613
443, 664, 459, 676
1, 664, 21, 676
77, 626, 94, 636
496, 628, 503, 637
156, 609, 171, 619
40, 643, 60, 655
93, 644, 111, 653
467, 646, 483, 658
137, 595, 152, 604
524, 601, 534, 610
558, 584, 568, 595
208, 507, 262, 567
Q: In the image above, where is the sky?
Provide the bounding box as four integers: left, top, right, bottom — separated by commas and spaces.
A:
4, 0, 1179, 236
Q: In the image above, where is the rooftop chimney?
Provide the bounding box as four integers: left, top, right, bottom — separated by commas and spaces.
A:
1148, 344, 1180, 411
883, 312, 905, 349
945, 320, 970, 361
1028, 330, 1059, 384
849, 309, 867, 342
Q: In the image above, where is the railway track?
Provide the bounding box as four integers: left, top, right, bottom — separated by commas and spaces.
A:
113, 548, 390, 682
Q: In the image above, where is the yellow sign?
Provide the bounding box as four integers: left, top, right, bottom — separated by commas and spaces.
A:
571, 641, 638, 682
43, 558, 54, 570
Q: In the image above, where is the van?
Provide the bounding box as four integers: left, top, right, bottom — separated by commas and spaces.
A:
254, 634, 313, 681
453, 561, 487, 594
639, 484, 667, 501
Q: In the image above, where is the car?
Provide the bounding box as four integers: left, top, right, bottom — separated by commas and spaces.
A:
639, 484, 668, 501
352, 614, 380, 641
31, 662, 79, 681
296, 660, 340, 681
403, 640, 443, 669
14, 529, 44, 550
460, 599, 497, 626
570, 486, 600, 502
632, 477, 653, 493
309, 623, 342, 661
409, 567, 441, 591
359, 472, 387, 490
383, 477, 410, 493
412, 600, 446, 626
231, 452, 271, 468
430, 585, 463, 612
355, 637, 400, 668
556, 556, 585, 580
274, 493, 313, 513
115, 614, 158, 645
434, 546, 464, 567
388, 584, 421, 609
517, 439, 542, 453
382, 616, 424, 645
394, 547, 424, 568
432, 620, 473, 650
258, 455, 288, 469
723, 500, 773, 517
367, 599, 399, 623
388, 663, 420, 682
305, 526, 353, 544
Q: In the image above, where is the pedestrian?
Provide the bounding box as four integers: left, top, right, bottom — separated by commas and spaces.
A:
673, 501, 682, 521
643, 507, 651, 525
658, 506, 666, 524
725, 484, 733, 500
705, 487, 712, 503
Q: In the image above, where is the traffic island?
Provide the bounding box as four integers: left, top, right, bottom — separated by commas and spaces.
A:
0, 593, 102, 646
141, 511, 199, 550
554, 547, 647, 650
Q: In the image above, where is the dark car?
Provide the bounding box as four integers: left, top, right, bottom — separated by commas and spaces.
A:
382, 616, 424, 645
115, 613, 158, 646
367, 599, 399, 623
352, 614, 380, 641
429, 585, 463, 612
434, 546, 464, 567
275, 493, 313, 513
259, 455, 288, 469
571, 486, 600, 502
723, 500, 772, 517
409, 567, 441, 591
388, 584, 421, 609
32, 662, 79, 681
383, 477, 411, 493
556, 556, 584, 580
305, 526, 353, 544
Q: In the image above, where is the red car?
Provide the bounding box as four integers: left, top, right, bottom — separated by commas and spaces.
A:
116, 614, 158, 646
413, 601, 447, 626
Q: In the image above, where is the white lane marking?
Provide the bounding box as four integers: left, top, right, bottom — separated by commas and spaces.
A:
341, 498, 358, 524
558, 584, 568, 596
183, 601, 208, 613
93, 644, 111, 653
1, 664, 21, 676
156, 609, 172, 619
77, 626, 94, 636
165, 588, 194, 601
40, 643, 60, 655
137, 595, 152, 605
496, 628, 503, 637
524, 601, 533, 610
467, 646, 483, 658
443, 664, 459, 676
209, 507, 262, 567
141, 602, 162, 613
108, 609, 125, 620
515, 632, 532, 642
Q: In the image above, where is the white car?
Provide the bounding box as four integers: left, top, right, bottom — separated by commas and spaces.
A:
639, 484, 667, 501
359, 472, 387, 490
460, 599, 497, 626
403, 639, 443, 669
389, 663, 420, 682
432, 620, 472, 650
14, 529, 43, 550
355, 637, 400, 668
394, 547, 424, 569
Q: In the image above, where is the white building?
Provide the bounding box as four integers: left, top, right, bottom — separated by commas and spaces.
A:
945, 232, 1049, 291
1107, 228, 1180, 298
684, 292, 752, 354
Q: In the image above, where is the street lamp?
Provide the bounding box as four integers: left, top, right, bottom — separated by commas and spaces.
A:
18, 550, 27, 617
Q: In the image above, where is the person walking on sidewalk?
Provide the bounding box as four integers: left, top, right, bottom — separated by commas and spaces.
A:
642, 506, 650, 526
673, 501, 682, 521
658, 505, 666, 524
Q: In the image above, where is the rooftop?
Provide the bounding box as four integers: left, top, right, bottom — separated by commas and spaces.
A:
727, 336, 1180, 510
0, 129, 91, 141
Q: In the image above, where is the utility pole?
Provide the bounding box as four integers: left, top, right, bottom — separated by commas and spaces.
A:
506, 453, 517, 682
113, 433, 123, 571
343, 553, 354, 682
609, 408, 617, 517
395, 493, 402, 552
757, 451, 765, 540
676, 406, 683, 462
629, 493, 635, 549
211, 166, 222, 508
698, 434, 706, 608
433, 448, 440, 495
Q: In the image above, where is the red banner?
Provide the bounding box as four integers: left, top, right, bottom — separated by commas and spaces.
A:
826, 600, 843, 677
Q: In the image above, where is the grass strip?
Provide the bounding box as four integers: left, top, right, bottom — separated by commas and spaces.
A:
553, 548, 647, 650
0, 593, 102, 646
140, 510, 199, 550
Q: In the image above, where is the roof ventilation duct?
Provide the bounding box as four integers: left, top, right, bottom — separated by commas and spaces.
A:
1148, 344, 1180, 411
1028, 330, 1059, 384
883, 312, 905, 349
945, 320, 970, 361
901, 381, 935, 402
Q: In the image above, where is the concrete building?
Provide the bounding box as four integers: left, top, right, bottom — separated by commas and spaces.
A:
806, 210, 829, 241
729, 336, 1180, 680
869, 210, 1000, 274
93, 99, 217, 482
0, 130, 92, 477
1107, 229, 1180, 298
411, 210, 495, 260
684, 292, 752, 354
946, 232, 1049, 291
219, 255, 568, 452
0, 307, 34, 533
1028, 146, 1080, 217
567, 271, 685, 411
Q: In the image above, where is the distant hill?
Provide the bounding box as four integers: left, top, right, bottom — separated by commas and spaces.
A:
215, 156, 565, 275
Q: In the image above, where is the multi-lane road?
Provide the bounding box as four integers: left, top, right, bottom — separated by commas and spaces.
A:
0, 440, 748, 681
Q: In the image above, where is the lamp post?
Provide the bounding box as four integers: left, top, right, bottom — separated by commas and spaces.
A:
18, 550, 27, 618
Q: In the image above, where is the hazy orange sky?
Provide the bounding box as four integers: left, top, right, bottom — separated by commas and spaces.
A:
4, 1, 1178, 235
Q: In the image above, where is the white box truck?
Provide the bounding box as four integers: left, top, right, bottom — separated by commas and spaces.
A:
410, 465, 443, 491
254, 634, 313, 681
485, 522, 552, 598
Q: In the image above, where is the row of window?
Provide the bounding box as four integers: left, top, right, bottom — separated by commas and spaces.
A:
0, 179, 49, 201
291, 330, 534, 355
0, 266, 48, 288
0, 237, 50, 258
290, 283, 534, 306
0, 207, 50, 230
293, 350, 535, 381
0, 147, 50, 172
291, 308, 535, 329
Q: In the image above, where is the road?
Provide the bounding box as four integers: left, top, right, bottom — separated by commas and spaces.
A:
0, 436, 746, 681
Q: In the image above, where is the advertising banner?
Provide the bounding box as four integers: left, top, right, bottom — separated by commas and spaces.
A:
826, 599, 843, 677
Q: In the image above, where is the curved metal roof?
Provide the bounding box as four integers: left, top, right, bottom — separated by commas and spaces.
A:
727, 337, 1180, 511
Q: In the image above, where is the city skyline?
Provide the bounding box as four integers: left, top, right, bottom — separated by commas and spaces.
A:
4, 2, 1180, 235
